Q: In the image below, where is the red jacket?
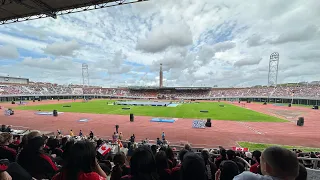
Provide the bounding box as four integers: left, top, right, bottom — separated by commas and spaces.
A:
250, 162, 260, 174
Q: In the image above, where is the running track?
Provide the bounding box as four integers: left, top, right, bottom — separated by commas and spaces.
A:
1, 100, 320, 148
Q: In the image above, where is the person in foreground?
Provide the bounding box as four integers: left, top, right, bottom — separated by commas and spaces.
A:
17, 136, 58, 179
121, 146, 158, 180
52, 140, 107, 180
233, 146, 299, 180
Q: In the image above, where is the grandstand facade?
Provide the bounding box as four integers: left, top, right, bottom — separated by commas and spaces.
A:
1, 82, 320, 105
0, 76, 29, 84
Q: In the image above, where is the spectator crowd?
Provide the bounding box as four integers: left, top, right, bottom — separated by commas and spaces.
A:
0, 125, 318, 180
1, 82, 320, 99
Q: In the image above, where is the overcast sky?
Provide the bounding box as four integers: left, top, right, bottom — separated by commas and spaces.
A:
0, 0, 319, 87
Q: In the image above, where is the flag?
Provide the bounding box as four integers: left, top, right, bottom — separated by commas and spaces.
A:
97, 143, 112, 155
232, 147, 249, 152
117, 140, 123, 148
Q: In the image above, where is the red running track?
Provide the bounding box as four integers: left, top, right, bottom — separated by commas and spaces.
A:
1, 100, 320, 148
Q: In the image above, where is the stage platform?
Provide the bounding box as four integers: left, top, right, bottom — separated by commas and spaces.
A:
115, 101, 171, 106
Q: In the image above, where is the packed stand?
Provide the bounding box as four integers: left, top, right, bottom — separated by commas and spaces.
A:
1, 125, 319, 180
1, 82, 320, 99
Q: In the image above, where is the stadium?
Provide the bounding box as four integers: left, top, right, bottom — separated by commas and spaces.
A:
0, 0, 320, 179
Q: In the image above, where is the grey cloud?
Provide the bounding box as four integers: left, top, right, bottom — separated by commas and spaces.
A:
94, 50, 132, 75
0, 45, 19, 59
247, 34, 264, 47
21, 57, 77, 70
271, 24, 319, 44
43, 40, 81, 56
198, 41, 236, 65
234, 57, 262, 67
136, 22, 193, 53
213, 41, 236, 52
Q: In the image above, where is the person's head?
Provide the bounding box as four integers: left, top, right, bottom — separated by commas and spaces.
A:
27, 131, 41, 141
114, 132, 116, 135
24, 136, 45, 153
260, 146, 299, 179
226, 150, 236, 160
65, 140, 97, 179
201, 149, 210, 162
178, 149, 189, 163
0, 132, 13, 145
20, 134, 28, 148
80, 130, 82, 132
46, 137, 60, 149
113, 153, 126, 166
220, 149, 227, 158
130, 146, 157, 178
310, 152, 317, 158
181, 152, 206, 180
111, 153, 126, 180
151, 145, 157, 155
252, 150, 262, 163
295, 163, 307, 180
219, 160, 240, 180
245, 152, 252, 159
61, 137, 68, 146
70, 130, 72, 131
156, 151, 169, 169
165, 147, 174, 160
184, 144, 192, 151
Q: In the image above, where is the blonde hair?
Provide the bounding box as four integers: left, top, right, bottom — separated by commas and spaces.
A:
0, 132, 13, 145
27, 130, 41, 140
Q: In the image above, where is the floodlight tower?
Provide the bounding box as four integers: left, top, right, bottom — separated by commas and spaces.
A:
82, 63, 89, 87
159, 63, 163, 88
268, 52, 279, 87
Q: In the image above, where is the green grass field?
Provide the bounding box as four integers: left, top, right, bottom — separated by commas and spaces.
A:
15, 100, 287, 122
239, 142, 320, 152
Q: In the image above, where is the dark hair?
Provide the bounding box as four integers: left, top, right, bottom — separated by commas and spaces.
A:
130, 146, 158, 180
178, 149, 189, 162
220, 149, 227, 157
295, 163, 307, 180
61, 137, 68, 146
252, 150, 262, 163
262, 146, 299, 179
165, 147, 174, 161
96, 139, 103, 149
47, 137, 60, 150
0, 132, 12, 145
226, 150, 236, 160
22, 136, 45, 154
155, 151, 169, 170
111, 153, 126, 180
62, 139, 75, 161
151, 145, 157, 155
219, 160, 239, 180
159, 146, 166, 152
63, 141, 96, 180
181, 152, 206, 180
17, 136, 46, 173
201, 149, 210, 162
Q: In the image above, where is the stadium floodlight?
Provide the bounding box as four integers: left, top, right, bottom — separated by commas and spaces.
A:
268, 52, 279, 87
82, 63, 89, 87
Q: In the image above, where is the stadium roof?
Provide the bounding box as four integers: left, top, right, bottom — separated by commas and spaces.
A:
0, 0, 147, 25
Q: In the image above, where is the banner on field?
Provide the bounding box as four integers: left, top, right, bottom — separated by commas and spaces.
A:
232, 147, 249, 152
